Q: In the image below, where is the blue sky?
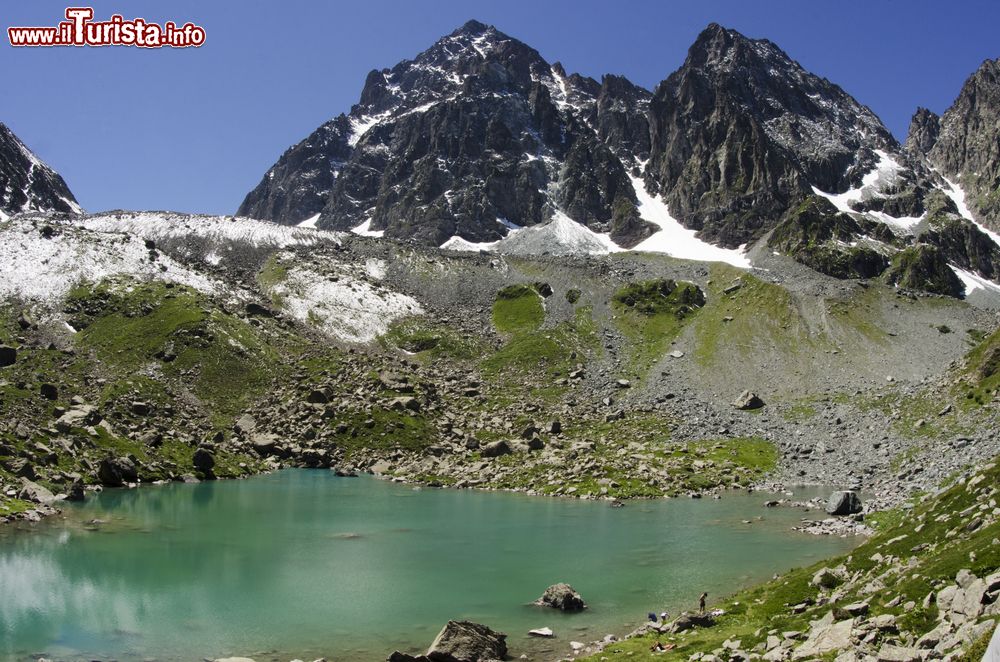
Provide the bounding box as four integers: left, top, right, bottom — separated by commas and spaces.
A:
2, 0, 998, 215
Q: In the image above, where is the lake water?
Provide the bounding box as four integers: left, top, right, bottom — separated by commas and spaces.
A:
0, 470, 858, 661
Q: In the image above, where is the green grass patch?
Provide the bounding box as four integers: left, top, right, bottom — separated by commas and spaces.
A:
492, 284, 544, 334
612, 278, 705, 379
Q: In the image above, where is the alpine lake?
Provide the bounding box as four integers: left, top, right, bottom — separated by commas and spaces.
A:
0, 470, 859, 661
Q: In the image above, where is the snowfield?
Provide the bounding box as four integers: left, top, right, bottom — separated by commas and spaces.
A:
441, 179, 752, 268
263, 258, 422, 343
0, 215, 221, 303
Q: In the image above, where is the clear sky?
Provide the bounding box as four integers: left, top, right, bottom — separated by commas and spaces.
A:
2, 0, 998, 216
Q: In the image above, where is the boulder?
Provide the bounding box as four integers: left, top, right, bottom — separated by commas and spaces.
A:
193, 448, 216, 478
131, 401, 152, 416
65, 480, 86, 502
425, 620, 507, 662
235, 414, 257, 435
97, 456, 138, 487
18, 478, 56, 504
251, 433, 283, 457
534, 583, 586, 611
826, 491, 862, 516
876, 645, 921, 662
812, 567, 847, 589
306, 389, 330, 404
0, 345, 16, 367
215, 658, 257, 662
669, 611, 716, 633
733, 390, 765, 410
55, 405, 101, 431
481, 440, 512, 458
528, 627, 554, 637
792, 616, 853, 660
390, 396, 421, 412
39, 383, 59, 401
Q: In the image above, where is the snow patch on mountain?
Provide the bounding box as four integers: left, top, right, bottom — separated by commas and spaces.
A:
352, 218, 385, 238
629, 175, 751, 268
264, 261, 421, 343
442, 211, 620, 256
940, 175, 1000, 248
0, 216, 220, 303
952, 266, 1000, 296
297, 213, 320, 229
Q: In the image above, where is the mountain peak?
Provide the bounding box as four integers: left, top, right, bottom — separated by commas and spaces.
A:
0, 122, 81, 218
452, 19, 491, 37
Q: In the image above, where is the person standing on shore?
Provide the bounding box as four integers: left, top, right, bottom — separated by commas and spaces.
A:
699, 592, 708, 613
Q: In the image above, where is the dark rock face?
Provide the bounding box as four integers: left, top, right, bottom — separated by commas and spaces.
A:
645, 23, 898, 248
238, 21, 650, 246
826, 490, 862, 516
903, 108, 941, 157
534, 582, 587, 611
883, 245, 965, 298
0, 122, 80, 218
928, 59, 1000, 232
193, 448, 216, 478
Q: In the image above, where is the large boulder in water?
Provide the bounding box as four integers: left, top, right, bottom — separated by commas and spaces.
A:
426, 620, 507, 662
826, 490, 862, 516
97, 456, 138, 487
534, 583, 587, 611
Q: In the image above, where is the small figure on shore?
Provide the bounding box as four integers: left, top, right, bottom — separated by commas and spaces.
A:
660, 611, 669, 625
650, 641, 675, 653
648, 611, 658, 623
699, 592, 708, 613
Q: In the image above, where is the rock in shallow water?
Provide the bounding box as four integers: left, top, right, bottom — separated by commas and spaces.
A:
826, 490, 862, 516
534, 583, 587, 611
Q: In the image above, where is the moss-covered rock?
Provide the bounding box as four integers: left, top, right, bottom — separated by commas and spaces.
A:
768, 196, 891, 279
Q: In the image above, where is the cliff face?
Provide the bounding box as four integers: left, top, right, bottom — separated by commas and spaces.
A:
0, 122, 81, 219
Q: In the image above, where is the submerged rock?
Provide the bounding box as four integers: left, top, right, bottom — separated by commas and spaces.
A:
534, 583, 587, 611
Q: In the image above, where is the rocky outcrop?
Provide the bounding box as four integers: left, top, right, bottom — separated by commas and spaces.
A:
534, 583, 587, 611
882, 244, 965, 298
927, 58, 1000, 232
0, 122, 81, 218
903, 108, 940, 157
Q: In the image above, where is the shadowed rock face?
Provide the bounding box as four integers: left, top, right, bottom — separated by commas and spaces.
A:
0, 122, 80, 218
928, 59, 1000, 232
645, 23, 898, 249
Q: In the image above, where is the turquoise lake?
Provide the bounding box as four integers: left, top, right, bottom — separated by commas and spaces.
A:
0, 470, 858, 661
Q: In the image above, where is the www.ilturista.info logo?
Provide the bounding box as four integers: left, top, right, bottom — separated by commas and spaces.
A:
8, 7, 205, 48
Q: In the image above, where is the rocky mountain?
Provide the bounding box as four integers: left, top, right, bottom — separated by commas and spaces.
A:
0, 122, 81, 220
923, 58, 1000, 233
240, 20, 1000, 299
644, 23, 899, 248
238, 20, 655, 247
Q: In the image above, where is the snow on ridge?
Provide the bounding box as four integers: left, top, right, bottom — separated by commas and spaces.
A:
628, 175, 751, 268
0, 216, 220, 304
347, 111, 392, 147
265, 260, 421, 343
79, 211, 336, 249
